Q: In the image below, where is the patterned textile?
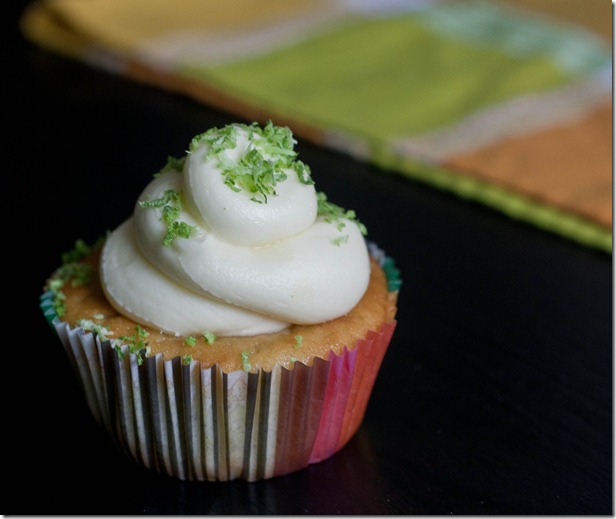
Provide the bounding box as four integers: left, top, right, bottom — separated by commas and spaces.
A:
21, 0, 612, 252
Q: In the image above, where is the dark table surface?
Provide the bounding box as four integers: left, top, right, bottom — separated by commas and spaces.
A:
8, 2, 612, 515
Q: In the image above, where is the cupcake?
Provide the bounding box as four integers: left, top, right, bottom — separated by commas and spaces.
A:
40, 121, 400, 481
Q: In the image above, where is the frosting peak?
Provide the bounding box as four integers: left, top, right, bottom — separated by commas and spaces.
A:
185, 122, 317, 246
101, 122, 371, 336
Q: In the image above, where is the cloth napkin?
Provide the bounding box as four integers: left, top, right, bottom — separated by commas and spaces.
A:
20, 0, 612, 252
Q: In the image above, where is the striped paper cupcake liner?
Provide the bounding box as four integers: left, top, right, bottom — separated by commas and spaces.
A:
40, 245, 400, 481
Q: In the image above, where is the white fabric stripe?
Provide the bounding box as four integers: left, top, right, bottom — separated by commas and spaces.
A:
136, 7, 349, 69
394, 72, 610, 162
135, 0, 439, 70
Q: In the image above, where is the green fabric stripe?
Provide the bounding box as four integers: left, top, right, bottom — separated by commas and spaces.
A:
182, 15, 567, 140
369, 145, 612, 253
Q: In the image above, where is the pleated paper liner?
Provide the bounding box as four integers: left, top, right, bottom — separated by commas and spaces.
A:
40, 243, 400, 481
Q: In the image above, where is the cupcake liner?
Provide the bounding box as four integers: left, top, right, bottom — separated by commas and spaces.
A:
40, 247, 400, 481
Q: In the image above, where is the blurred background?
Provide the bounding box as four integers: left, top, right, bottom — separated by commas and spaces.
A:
8, 0, 612, 515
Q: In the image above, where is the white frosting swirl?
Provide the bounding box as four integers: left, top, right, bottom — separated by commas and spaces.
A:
185, 127, 317, 246
101, 123, 371, 336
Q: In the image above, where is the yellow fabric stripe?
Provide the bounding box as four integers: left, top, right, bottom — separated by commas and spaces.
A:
22, 0, 334, 55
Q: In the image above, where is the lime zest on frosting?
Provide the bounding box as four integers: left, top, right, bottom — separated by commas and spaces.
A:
182, 355, 193, 365
331, 235, 350, 247
190, 121, 313, 204
155, 155, 186, 178
138, 189, 196, 246
184, 336, 197, 347
316, 192, 367, 244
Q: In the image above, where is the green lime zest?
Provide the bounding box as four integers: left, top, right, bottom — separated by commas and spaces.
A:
294, 335, 303, 350
331, 235, 349, 247
190, 121, 313, 204
184, 336, 197, 347
316, 192, 367, 244
241, 351, 252, 372
115, 325, 150, 365
48, 239, 100, 318
77, 318, 113, 342
138, 189, 196, 246
61, 238, 93, 264
182, 355, 193, 365
154, 155, 186, 178
203, 331, 217, 344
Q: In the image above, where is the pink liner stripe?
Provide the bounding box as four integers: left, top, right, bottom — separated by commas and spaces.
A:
309, 347, 357, 463
309, 321, 396, 464
341, 324, 395, 445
